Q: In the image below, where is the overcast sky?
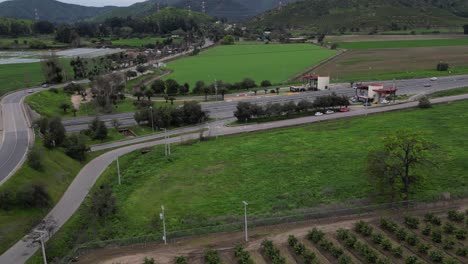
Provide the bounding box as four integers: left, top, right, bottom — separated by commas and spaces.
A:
0, 0, 147, 7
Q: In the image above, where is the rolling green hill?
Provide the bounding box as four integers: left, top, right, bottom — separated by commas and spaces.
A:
249, 0, 468, 32
0, 0, 116, 23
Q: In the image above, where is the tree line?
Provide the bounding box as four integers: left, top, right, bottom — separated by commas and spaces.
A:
234, 93, 350, 122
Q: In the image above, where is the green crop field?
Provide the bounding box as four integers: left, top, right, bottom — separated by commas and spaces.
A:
338, 38, 468, 49
0, 59, 73, 96
33, 100, 468, 263
109, 37, 182, 47
165, 43, 337, 88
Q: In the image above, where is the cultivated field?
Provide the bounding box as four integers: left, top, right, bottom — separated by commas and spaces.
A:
337, 38, 468, 50
326, 34, 468, 43
109, 37, 182, 47
77, 205, 468, 264
313, 46, 468, 82
165, 43, 336, 88
31, 100, 468, 263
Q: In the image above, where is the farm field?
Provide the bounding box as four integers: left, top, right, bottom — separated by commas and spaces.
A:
325, 34, 468, 43
165, 43, 337, 88
313, 46, 468, 82
31, 100, 468, 263
109, 37, 182, 47
73, 205, 468, 264
0, 59, 73, 96
337, 38, 468, 49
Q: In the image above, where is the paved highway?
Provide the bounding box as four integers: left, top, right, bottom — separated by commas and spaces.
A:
62, 74, 468, 132
2, 93, 467, 264
0, 91, 33, 185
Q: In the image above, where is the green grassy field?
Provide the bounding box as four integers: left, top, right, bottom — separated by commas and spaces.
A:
429, 87, 468, 98
31, 100, 468, 263
109, 37, 182, 47
165, 43, 337, 88
25, 88, 167, 118
0, 59, 73, 96
338, 38, 468, 49
0, 137, 103, 254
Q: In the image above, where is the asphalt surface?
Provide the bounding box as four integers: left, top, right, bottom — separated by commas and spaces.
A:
0, 90, 33, 185
62, 74, 468, 132
2, 93, 467, 264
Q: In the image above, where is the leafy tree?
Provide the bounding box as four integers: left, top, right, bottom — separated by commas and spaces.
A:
43, 116, 66, 148
89, 118, 108, 141
59, 103, 70, 113
70, 57, 88, 79
367, 130, 436, 200
193, 80, 205, 94
33, 20, 55, 34
41, 53, 64, 84
87, 185, 117, 221
151, 79, 166, 95
17, 184, 51, 208
261, 80, 272, 88
126, 70, 138, 80
136, 65, 148, 73
179, 83, 190, 95
165, 79, 179, 95
418, 97, 432, 109
64, 134, 90, 161
464, 24, 468, 34
91, 72, 125, 108
144, 88, 154, 101
241, 78, 257, 89
436, 62, 449, 71
222, 34, 235, 45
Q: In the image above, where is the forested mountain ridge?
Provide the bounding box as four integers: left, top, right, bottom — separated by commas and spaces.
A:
0, 0, 116, 23
248, 0, 468, 32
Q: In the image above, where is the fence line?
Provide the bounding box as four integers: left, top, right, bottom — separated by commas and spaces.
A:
59, 195, 466, 263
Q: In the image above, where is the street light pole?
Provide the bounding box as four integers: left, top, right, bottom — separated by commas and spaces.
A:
34, 230, 48, 264
242, 201, 248, 242
117, 157, 121, 185
160, 205, 167, 244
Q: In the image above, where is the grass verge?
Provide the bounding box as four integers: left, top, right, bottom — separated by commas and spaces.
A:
29, 100, 468, 263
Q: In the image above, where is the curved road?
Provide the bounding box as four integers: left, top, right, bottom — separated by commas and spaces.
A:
0, 90, 34, 185
1, 93, 468, 263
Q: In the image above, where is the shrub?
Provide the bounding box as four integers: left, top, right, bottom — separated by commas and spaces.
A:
372, 233, 384, 244
443, 222, 456, 234
204, 249, 221, 264
381, 239, 393, 251
443, 238, 455, 250
431, 230, 442, 243
405, 256, 419, 264
174, 256, 188, 264
396, 228, 407, 241
260, 80, 272, 87
261, 240, 286, 264
417, 243, 430, 254
49, 87, 59, 93
406, 233, 419, 246
338, 255, 353, 264
418, 97, 431, 109
392, 246, 403, 258
27, 146, 43, 171
456, 247, 467, 257
143, 257, 155, 264
307, 228, 325, 243
455, 229, 467, 240
428, 250, 443, 262
422, 225, 431, 236
0, 190, 14, 210
424, 213, 441, 225
380, 218, 398, 233
355, 221, 373, 236
234, 244, 254, 264
436, 62, 449, 71
448, 210, 465, 222
17, 184, 51, 208
404, 216, 420, 229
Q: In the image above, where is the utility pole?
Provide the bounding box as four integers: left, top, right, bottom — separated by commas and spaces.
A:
34, 230, 48, 264
242, 201, 248, 242
160, 205, 167, 244
156, 1, 160, 12
188, 0, 191, 14
34, 8, 40, 21
202, 0, 206, 14
215, 79, 218, 101
149, 106, 154, 133
117, 157, 121, 185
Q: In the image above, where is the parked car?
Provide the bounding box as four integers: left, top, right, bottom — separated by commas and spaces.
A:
315, 112, 324, 116
325, 110, 335, 114
424, 83, 432, 87
41, 83, 49, 88
430, 77, 438, 81
340, 107, 350, 112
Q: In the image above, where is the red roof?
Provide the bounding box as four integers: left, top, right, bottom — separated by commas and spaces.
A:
373, 87, 398, 93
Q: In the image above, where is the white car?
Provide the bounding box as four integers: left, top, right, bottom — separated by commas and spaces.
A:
315, 112, 324, 116
430, 77, 438, 81
424, 83, 432, 87
325, 110, 335, 115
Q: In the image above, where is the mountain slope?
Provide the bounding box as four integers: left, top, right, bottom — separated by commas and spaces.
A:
249, 0, 468, 32
0, 0, 116, 23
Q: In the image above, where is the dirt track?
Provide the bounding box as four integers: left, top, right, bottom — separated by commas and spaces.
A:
76, 199, 467, 264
